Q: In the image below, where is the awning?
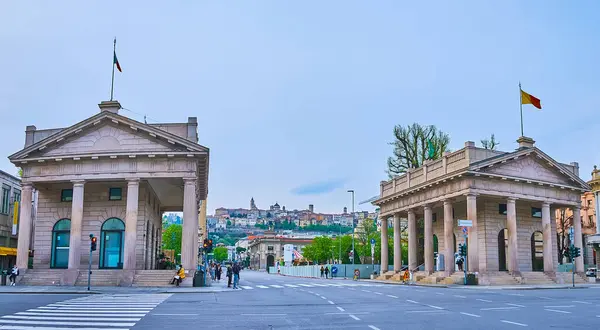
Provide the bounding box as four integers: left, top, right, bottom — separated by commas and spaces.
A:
0, 247, 17, 256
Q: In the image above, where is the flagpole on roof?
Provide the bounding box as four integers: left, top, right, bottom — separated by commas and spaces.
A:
519, 81, 524, 137
110, 37, 116, 101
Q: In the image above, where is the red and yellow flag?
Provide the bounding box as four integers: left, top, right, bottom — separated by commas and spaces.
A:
521, 89, 541, 109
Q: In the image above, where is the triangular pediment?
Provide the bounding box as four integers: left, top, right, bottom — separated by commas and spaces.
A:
471, 148, 589, 190
9, 111, 208, 161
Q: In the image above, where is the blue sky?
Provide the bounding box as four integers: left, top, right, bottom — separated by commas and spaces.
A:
1, 1, 600, 214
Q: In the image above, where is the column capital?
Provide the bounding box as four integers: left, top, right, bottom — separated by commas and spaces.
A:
443, 199, 452, 206
465, 192, 478, 198
507, 197, 517, 203
21, 182, 34, 190
542, 201, 552, 208
407, 209, 415, 215
126, 178, 140, 184
183, 177, 197, 185
71, 180, 85, 186
572, 204, 581, 211
423, 204, 432, 211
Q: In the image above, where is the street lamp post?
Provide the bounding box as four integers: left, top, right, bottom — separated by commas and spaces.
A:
348, 190, 355, 266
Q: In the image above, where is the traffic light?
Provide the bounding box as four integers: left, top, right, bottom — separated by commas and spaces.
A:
207, 239, 213, 253
569, 244, 581, 259
458, 244, 467, 257
203, 239, 209, 250
90, 235, 97, 251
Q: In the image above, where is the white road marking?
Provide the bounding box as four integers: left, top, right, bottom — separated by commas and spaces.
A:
337, 307, 345, 312
2, 316, 141, 322
544, 305, 574, 308
16, 312, 146, 317
544, 309, 571, 314
406, 300, 419, 304
481, 307, 518, 311
368, 325, 381, 330
506, 303, 525, 308
285, 284, 298, 288
415, 289, 426, 292
241, 314, 287, 316
373, 292, 383, 295
0, 327, 129, 330
308, 291, 314, 294
240, 286, 253, 289
386, 295, 398, 298
509, 293, 524, 297
573, 300, 592, 304
27, 309, 147, 314
321, 296, 327, 300
0, 320, 135, 327
299, 284, 314, 287
426, 305, 444, 310
256, 285, 269, 288
501, 320, 528, 327
435, 292, 444, 295
538, 296, 553, 300
476, 299, 492, 303
460, 312, 481, 318
270, 285, 284, 288
328, 300, 335, 305
349, 314, 360, 321
151, 313, 198, 316
405, 310, 447, 314
453, 295, 466, 298
362, 290, 372, 293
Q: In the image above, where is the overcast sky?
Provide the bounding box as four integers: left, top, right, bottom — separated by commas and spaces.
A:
1, 1, 599, 214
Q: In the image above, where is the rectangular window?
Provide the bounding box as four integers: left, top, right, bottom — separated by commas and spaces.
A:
432, 213, 437, 222
109, 188, 122, 201
531, 207, 542, 218
267, 246, 274, 251
499, 204, 507, 215
13, 189, 21, 203
61, 189, 73, 202
1, 184, 10, 215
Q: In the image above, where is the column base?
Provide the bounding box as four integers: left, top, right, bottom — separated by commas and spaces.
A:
63, 269, 79, 286
119, 270, 136, 287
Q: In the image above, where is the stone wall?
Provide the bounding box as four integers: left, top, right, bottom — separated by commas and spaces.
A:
33, 181, 162, 270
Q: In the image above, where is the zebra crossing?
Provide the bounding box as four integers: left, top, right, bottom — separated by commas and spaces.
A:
0, 293, 170, 329
240, 282, 385, 290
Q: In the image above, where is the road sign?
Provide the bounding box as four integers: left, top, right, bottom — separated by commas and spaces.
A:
370, 238, 376, 246
458, 219, 472, 227
462, 227, 468, 234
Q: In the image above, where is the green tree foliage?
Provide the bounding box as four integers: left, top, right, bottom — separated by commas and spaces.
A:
213, 246, 229, 262
302, 236, 334, 264
332, 235, 353, 264
299, 224, 353, 233
481, 134, 499, 150
236, 247, 246, 254
162, 224, 182, 260
387, 123, 450, 177
226, 220, 232, 226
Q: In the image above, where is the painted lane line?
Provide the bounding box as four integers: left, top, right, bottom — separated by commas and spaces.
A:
285, 284, 298, 288
299, 284, 314, 287
544, 309, 571, 314
256, 285, 269, 289
337, 307, 345, 312
460, 312, 481, 318
151, 313, 198, 316
27, 309, 148, 314
321, 296, 327, 300
453, 295, 466, 298
0, 327, 129, 330
573, 300, 592, 304
0, 320, 135, 327
406, 300, 419, 304
368, 326, 381, 330
435, 292, 444, 295
241, 314, 287, 316
476, 299, 492, 303
405, 310, 447, 314
538, 296, 553, 300
544, 305, 574, 308
270, 285, 284, 288
506, 303, 525, 308
426, 305, 444, 310
308, 291, 315, 294
362, 290, 372, 293
386, 295, 398, 298
509, 293, 524, 297
501, 320, 528, 327
16, 312, 146, 317
328, 301, 335, 305
373, 292, 383, 295
349, 314, 360, 321
481, 307, 518, 311
241, 286, 253, 289
415, 289, 426, 292
2, 316, 141, 322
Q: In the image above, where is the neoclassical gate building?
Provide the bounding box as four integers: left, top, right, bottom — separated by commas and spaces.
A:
374, 137, 590, 284
8, 100, 209, 285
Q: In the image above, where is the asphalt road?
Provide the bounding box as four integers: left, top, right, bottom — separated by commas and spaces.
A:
1, 271, 600, 329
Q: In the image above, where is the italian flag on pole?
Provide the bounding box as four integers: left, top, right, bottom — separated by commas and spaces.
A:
114, 51, 122, 72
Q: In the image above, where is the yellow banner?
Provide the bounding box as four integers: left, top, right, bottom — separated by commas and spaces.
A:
0, 247, 17, 256
12, 201, 18, 235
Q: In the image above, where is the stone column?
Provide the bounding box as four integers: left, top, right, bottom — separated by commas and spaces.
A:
408, 209, 417, 272
466, 194, 478, 272
393, 213, 402, 273
424, 205, 433, 274
16, 183, 33, 269
573, 206, 584, 273
181, 178, 199, 272
506, 198, 519, 274
68, 181, 85, 269
380, 216, 388, 274
541, 202, 554, 273
123, 179, 140, 270
444, 200, 454, 275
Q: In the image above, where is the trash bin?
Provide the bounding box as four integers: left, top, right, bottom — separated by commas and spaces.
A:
1, 270, 7, 286
193, 270, 205, 287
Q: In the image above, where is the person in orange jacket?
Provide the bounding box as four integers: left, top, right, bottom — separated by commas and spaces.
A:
171, 265, 185, 286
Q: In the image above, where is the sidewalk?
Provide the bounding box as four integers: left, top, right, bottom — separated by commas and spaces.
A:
0, 282, 235, 294
360, 278, 600, 290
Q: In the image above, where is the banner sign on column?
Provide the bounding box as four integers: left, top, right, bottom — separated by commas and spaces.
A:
12, 201, 19, 235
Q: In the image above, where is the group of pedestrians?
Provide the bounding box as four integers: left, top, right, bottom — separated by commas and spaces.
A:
320, 265, 330, 279
227, 262, 241, 289
209, 262, 223, 281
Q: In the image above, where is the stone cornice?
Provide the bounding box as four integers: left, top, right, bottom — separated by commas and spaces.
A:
15, 151, 206, 164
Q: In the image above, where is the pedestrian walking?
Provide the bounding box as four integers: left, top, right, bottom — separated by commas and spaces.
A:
210, 263, 216, 281
232, 262, 241, 289
216, 264, 222, 281
320, 266, 325, 278
457, 257, 464, 271
226, 264, 233, 288
9, 265, 19, 286
324, 266, 330, 279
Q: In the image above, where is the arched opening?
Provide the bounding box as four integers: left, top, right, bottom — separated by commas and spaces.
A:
266, 255, 275, 272
100, 218, 125, 269
498, 228, 508, 271
531, 231, 543, 271
51, 219, 71, 269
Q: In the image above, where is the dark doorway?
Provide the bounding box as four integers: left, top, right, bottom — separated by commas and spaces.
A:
531, 231, 543, 271
498, 229, 508, 271
266, 254, 275, 271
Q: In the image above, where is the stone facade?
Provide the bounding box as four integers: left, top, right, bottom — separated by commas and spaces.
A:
247, 233, 311, 271
374, 137, 590, 282
8, 100, 209, 285
0, 169, 22, 270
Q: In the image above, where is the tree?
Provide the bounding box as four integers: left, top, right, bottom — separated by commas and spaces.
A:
387, 123, 450, 177
162, 224, 182, 262
332, 235, 353, 264
17, 168, 22, 177
213, 247, 228, 262
227, 220, 232, 227
236, 247, 246, 254
302, 236, 334, 264
481, 134, 499, 150
556, 209, 573, 264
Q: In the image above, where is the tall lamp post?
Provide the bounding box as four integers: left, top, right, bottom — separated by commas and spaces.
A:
348, 190, 355, 266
